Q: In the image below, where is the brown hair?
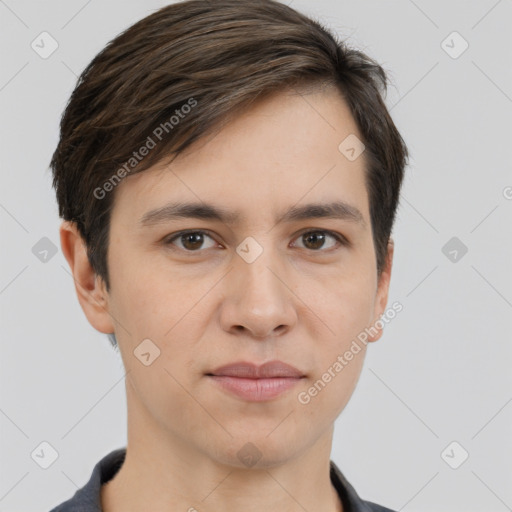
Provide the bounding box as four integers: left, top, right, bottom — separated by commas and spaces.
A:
51, 0, 408, 296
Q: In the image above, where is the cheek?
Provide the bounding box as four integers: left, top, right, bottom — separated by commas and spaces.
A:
108, 250, 207, 340
287, 267, 373, 413
296, 344, 367, 439
306, 266, 377, 342
124, 355, 209, 443
298, 269, 374, 399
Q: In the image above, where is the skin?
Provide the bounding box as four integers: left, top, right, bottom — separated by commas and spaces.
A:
60, 84, 393, 512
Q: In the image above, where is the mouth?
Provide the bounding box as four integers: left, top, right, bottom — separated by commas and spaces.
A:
205, 360, 306, 402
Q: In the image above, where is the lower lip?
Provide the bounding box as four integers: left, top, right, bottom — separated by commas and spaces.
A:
208, 375, 302, 402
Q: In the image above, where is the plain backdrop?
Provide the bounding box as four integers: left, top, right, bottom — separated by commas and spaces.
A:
1, 1, 511, 511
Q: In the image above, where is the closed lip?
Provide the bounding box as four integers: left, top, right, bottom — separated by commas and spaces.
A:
206, 360, 305, 379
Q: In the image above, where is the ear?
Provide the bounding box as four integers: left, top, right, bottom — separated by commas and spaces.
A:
367, 238, 394, 342
59, 220, 115, 334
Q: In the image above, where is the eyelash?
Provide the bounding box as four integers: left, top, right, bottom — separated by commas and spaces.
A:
163, 229, 349, 254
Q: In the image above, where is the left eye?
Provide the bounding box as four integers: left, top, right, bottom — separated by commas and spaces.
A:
292, 230, 344, 251
164, 230, 345, 252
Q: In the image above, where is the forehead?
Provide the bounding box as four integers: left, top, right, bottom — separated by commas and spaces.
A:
111, 86, 370, 228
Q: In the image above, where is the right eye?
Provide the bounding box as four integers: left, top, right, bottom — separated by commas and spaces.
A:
164, 230, 220, 252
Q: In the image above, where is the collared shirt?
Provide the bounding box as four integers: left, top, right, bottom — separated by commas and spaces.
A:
49, 448, 396, 512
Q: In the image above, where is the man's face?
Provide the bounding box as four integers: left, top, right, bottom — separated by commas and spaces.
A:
99, 86, 392, 468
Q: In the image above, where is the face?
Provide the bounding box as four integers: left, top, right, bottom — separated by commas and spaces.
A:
70, 85, 393, 469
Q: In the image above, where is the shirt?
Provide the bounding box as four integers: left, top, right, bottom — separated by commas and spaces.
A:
48, 448, 396, 512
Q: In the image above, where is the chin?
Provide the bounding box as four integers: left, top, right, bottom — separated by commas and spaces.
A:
205, 431, 308, 471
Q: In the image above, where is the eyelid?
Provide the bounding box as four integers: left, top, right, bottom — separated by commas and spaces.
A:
292, 228, 349, 247
164, 229, 220, 250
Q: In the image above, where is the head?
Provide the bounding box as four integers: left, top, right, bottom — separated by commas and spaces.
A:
53, 0, 408, 468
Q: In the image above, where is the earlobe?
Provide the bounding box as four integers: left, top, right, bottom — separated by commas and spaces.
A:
59, 221, 115, 334
367, 238, 394, 343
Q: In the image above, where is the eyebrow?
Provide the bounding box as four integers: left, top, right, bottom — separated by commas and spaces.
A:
138, 200, 366, 228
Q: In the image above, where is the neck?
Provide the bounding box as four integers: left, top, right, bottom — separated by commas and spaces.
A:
101, 381, 343, 512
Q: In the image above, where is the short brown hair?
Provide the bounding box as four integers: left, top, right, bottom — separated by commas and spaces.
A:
51, 0, 408, 294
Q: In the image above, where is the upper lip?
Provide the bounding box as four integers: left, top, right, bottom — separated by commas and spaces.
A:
207, 360, 305, 379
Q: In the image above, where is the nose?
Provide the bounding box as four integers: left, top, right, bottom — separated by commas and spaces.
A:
219, 244, 298, 340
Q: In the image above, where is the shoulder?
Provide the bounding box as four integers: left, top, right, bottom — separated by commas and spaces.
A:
360, 500, 397, 512
48, 448, 126, 512
329, 459, 397, 512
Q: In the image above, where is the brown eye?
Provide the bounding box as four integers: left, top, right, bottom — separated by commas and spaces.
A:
293, 230, 345, 251
166, 231, 217, 251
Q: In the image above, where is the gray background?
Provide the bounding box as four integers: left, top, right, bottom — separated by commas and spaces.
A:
1, 0, 511, 510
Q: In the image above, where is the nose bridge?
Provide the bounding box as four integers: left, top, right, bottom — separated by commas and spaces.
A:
220, 236, 296, 338
241, 249, 281, 306
235, 237, 286, 310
